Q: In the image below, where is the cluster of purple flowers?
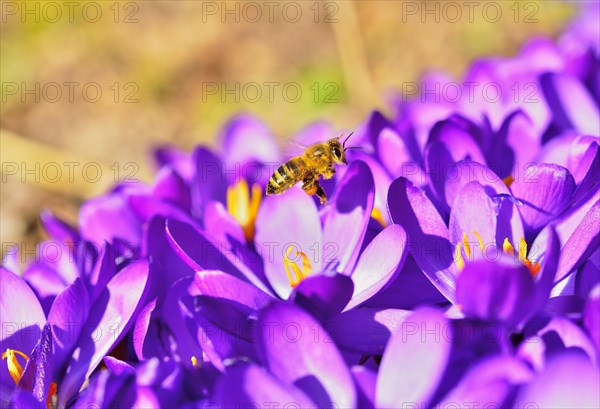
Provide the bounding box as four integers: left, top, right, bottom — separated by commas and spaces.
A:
2, 5, 599, 409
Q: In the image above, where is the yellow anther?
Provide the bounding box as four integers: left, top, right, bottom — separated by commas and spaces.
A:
283, 246, 312, 288
227, 179, 262, 241
371, 208, 387, 227
503, 237, 514, 255
2, 349, 28, 385
2, 349, 57, 408
455, 242, 465, 271
502, 237, 540, 276
191, 356, 200, 367
472, 231, 485, 250
462, 233, 471, 259
518, 238, 527, 264
503, 175, 515, 187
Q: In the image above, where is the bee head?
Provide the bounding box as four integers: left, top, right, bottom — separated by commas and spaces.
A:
328, 138, 347, 165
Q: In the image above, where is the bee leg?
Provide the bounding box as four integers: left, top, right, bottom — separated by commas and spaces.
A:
301, 178, 318, 196
323, 167, 336, 180
314, 181, 328, 205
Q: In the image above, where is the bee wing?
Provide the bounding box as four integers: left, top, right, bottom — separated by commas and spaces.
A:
282, 138, 310, 159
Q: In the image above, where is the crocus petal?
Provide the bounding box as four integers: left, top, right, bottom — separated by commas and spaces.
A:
448, 181, 496, 248
456, 255, 535, 326
21, 262, 67, 315
327, 308, 412, 355
132, 299, 160, 361
203, 200, 269, 287
442, 160, 510, 210
388, 177, 457, 303
79, 193, 141, 245
437, 356, 533, 408
153, 145, 193, 181
203, 200, 246, 245
291, 274, 353, 321
576, 259, 600, 300
345, 225, 407, 311
214, 364, 315, 408
426, 115, 487, 167
541, 72, 600, 135
39, 209, 78, 244
323, 160, 375, 274
144, 218, 194, 298
219, 114, 280, 186
47, 278, 90, 377
258, 302, 356, 408
516, 351, 600, 409
377, 128, 426, 185
166, 219, 269, 293
376, 308, 452, 409
352, 366, 377, 409
364, 255, 447, 309
193, 270, 273, 313
151, 166, 191, 211
87, 242, 116, 303
568, 138, 600, 184
190, 296, 258, 372
532, 227, 560, 312
362, 110, 396, 152
0, 270, 45, 380
510, 164, 576, 236
190, 147, 226, 218
583, 284, 600, 354
161, 278, 203, 366
503, 110, 540, 175
556, 199, 600, 281
58, 261, 149, 406
521, 316, 598, 369
71, 370, 135, 409
351, 151, 394, 223
127, 193, 196, 226
255, 188, 322, 299
103, 356, 135, 376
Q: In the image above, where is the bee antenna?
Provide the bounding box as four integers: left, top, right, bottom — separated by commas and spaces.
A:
345, 146, 363, 151
342, 132, 354, 149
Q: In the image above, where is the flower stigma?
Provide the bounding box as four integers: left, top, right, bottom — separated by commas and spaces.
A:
503, 237, 541, 276
2, 348, 58, 409
283, 246, 312, 288
503, 175, 515, 187
371, 208, 387, 227
226, 179, 262, 241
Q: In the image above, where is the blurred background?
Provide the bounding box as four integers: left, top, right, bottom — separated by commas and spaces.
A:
1, 0, 575, 255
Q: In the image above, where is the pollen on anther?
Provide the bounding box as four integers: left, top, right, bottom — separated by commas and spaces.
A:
2, 348, 28, 385
283, 246, 312, 288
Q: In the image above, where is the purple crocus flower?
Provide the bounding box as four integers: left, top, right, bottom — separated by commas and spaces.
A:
1, 268, 46, 406
213, 302, 357, 408
1, 258, 149, 408
164, 159, 407, 315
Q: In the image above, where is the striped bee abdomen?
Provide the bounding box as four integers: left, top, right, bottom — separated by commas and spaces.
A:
266, 158, 304, 195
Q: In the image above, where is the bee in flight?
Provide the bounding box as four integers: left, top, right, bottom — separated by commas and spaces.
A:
266, 133, 357, 205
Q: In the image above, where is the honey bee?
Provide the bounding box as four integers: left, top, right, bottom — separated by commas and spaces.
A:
266, 133, 356, 204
